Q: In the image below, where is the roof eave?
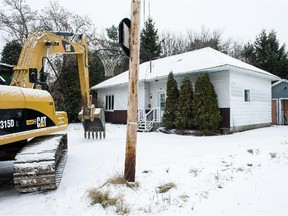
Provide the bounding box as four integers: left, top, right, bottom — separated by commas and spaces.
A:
272, 79, 288, 87
226, 64, 280, 81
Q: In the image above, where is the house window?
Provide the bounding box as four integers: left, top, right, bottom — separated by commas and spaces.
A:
244, 89, 250, 102
105, 95, 114, 111
159, 93, 166, 109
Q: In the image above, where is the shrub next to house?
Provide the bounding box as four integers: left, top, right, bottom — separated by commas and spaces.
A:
175, 76, 194, 129
162, 72, 179, 129
193, 74, 222, 131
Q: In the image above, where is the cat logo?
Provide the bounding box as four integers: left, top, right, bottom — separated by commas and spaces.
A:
37, 116, 47, 128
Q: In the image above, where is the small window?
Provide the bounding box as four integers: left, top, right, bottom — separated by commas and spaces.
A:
244, 89, 250, 102
160, 93, 166, 109
105, 94, 114, 111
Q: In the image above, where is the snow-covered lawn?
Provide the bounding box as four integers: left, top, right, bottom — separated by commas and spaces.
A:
0, 124, 288, 215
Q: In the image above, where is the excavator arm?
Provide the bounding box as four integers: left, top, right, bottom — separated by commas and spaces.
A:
10, 31, 105, 139
76, 38, 106, 138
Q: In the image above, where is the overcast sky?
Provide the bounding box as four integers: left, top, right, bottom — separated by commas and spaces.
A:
1, 0, 288, 50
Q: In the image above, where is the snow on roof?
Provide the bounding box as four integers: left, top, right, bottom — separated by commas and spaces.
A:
92, 47, 279, 90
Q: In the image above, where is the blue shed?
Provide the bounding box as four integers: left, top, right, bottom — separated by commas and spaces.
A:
272, 79, 288, 125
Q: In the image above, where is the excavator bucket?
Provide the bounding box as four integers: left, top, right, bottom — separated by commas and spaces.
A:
82, 119, 105, 139
79, 107, 106, 139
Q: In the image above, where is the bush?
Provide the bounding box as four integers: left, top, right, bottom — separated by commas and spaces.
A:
162, 72, 179, 129
193, 74, 222, 131
175, 76, 194, 129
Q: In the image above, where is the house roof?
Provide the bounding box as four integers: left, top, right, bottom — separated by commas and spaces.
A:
92, 47, 280, 90
272, 79, 288, 87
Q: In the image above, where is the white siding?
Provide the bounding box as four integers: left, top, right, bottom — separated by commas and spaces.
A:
208, 71, 230, 108
230, 71, 272, 128
97, 83, 146, 111
97, 85, 128, 110
147, 72, 230, 109
138, 82, 145, 109
144, 82, 151, 110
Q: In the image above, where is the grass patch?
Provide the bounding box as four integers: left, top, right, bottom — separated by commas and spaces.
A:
88, 188, 131, 215
107, 173, 127, 185
106, 173, 140, 189
157, 182, 177, 193
126, 181, 140, 190
88, 189, 117, 208
116, 199, 131, 215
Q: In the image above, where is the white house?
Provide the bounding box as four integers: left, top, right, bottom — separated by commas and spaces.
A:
91, 47, 279, 132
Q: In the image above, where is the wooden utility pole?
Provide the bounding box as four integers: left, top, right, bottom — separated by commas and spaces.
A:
124, 0, 141, 182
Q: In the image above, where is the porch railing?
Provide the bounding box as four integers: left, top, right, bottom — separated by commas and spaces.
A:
138, 107, 161, 122
137, 107, 161, 132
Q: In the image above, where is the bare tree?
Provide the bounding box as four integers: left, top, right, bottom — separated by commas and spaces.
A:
160, 26, 244, 61
221, 37, 244, 60
186, 26, 222, 51
39, 0, 96, 39
0, 0, 97, 44
161, 30, 187, 57
161, 26, 223, 57
0, 0, 38, 44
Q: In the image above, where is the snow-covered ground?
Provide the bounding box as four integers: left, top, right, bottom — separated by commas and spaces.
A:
0, 123, 288, 215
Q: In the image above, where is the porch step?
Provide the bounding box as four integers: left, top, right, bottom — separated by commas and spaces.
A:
137, 121, 153, 132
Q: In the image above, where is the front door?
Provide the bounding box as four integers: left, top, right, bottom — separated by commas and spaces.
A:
272, 99, 277, 125
157, 91, 166, 122
281, 99, 288, 125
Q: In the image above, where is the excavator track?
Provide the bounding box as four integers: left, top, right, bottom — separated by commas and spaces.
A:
13, 134, 67, 193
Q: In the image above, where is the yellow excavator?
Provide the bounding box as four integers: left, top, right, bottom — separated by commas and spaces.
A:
0, 31, 105, 192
